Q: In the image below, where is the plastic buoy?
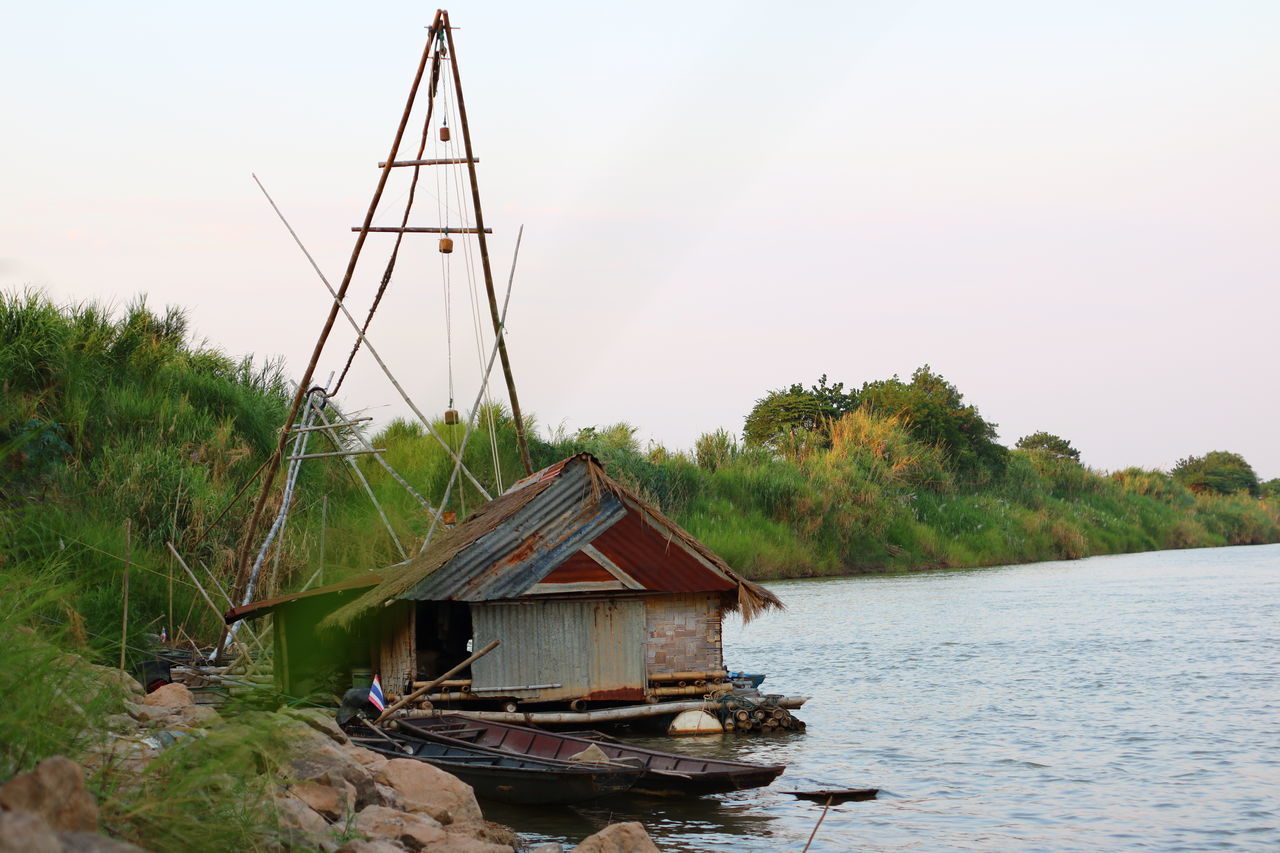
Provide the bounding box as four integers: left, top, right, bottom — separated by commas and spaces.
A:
439, 126, 451, 142
667, 709, 723, 736
439, 237, 454, 254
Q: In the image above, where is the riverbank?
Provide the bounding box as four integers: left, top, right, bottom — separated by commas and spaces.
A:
3, 291, 1277, 662
552, 424, 1280, 581
0, 624, 659, 852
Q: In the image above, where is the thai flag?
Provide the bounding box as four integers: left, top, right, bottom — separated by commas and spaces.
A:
368, 674, 386, 712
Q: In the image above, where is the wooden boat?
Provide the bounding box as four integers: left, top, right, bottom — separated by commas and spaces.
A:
347, 725, 643, 806
396, 715, 786, 797
728, 671, 767, 689
788, 787, 879, 804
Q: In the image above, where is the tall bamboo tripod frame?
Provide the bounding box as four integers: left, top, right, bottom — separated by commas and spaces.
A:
232, 9, 533, 602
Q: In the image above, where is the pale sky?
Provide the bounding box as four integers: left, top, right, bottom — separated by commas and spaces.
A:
3, 1, 1278, 478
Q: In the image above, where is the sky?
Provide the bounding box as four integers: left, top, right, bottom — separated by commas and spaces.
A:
3, 1, 1278, 478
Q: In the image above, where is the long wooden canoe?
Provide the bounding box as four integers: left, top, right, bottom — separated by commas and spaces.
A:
396, 715, 786, 797
347, 726, 642, 806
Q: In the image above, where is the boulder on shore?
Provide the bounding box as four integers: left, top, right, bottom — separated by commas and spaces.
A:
570, 821, 661, 853
140, 681, 193, 709
0, 756, 99, 833
374, 757, 484, 826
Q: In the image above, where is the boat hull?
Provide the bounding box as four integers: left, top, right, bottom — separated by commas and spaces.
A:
397, 715, 786, 797
349, 728, 642, 806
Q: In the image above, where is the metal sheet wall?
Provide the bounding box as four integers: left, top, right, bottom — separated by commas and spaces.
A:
471, 599, 646, 702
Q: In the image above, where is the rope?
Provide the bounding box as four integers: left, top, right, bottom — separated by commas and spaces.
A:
439, 73, 504, 494
330, 46, 445, 398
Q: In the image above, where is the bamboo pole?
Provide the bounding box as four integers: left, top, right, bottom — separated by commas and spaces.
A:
393, 695, 809, 725
648, 670, 728, 682
442, 10, 533, 476
305, 397, 406, 560
252, 174, 493, 504
119, 521, 131, 672
169, 472, 180, 644
375, 639, 500, 723
168, 542, 254, 662
233, 9, 446, 598
802, 796, 835, 853
319, 494, 328, 587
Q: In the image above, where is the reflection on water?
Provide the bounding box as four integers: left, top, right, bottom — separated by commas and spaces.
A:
489, 544, 1280, 851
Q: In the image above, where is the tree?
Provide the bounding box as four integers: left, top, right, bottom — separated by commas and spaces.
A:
1261, 479, 1280, 500
858, 365, 1007, 483
1171, 451, 1260, 496
1015, 431, 1082, 463
743, 375, 857, 450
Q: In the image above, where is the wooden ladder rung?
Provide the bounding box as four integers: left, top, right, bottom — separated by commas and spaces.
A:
353, 226, 492, 234
379, 158, 479, 167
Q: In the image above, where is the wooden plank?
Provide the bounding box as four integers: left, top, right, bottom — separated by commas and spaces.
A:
379, 158, 479, 167
351, 226, 492, 234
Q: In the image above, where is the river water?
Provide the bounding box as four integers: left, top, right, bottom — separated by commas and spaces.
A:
487, 544, 1280, 851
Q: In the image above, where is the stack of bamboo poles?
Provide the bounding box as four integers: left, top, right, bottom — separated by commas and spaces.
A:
169, 650, 275, 705
717, 694, 805, 734
647, 670, 732, 698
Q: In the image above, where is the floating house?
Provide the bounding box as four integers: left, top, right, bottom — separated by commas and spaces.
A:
225, 453, 782, 708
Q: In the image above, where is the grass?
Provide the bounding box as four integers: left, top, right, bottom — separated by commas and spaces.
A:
2, 288, 1278, 848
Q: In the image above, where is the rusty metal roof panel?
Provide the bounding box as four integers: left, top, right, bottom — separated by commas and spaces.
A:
320, 452, 781, 630
403, 459, 626, 601
590, 510, 737, 594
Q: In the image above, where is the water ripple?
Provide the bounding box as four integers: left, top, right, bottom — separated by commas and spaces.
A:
490, 544, 1280, 851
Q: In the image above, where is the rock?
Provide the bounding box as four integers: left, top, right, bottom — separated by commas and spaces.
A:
285, 708, 350, 744
169, 704, 220, 728
461, 821, 519, 849
336, 841, 407, 853
0, 810, 61, 853
290, 780, 356, 822
375, 758, 483, 827
57, 831, 148, 852
81, 738, 159, 775
355, 804, 446, 850
141, 681, 193, 708
528, 844, 565, 853
347, 746, 389, 769
103, 714, 137, 732
284, 723, 382, 808
570, 822, 660, 853
0, 756, 99, 832
130, 705, 174, 724
276, 792, 334, 834
428, 835, 513, 853
87, 664, 145, 696
375, 783, 403, 810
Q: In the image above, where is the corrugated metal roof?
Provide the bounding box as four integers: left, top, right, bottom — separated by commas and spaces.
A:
402, 459, 627, 601
588, 511, 736, 594
316, 452, 783, 630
